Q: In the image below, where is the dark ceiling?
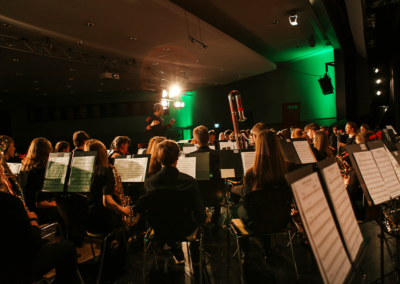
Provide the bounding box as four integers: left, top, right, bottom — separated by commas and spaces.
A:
0, 0, 337, 105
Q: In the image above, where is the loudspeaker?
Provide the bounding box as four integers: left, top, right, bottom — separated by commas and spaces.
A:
318, 74, 334, 95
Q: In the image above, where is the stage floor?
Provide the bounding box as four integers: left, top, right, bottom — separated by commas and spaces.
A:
69, 220, 400, 284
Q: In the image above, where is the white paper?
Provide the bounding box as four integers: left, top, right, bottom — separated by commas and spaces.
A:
209, 145, 216, 150
114, 157, 148, 182
177, 140, 190, 143
7, 163, 22, 175
386, 125, 398, 134
137, 148, 147, 154
292, 141, 316, 164
182, 145, 198, 154
388, 152, 400, 184
69, 156, 95, 192
221, 168, 235, 178
371, 147, 400, 198
241, 152, 255, 175
353, 151, 391, 204
321, 163, 364, 262
219, 141, 236, 150
291, 172, 351, 284
177, 157, 196, 179
45, 156, 70, 181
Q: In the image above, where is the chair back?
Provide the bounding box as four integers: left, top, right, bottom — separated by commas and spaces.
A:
243, 186, 292, 235
140, 191, 196, 240
57, 193, 89, 238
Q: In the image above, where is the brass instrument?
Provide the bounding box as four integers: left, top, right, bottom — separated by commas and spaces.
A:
109, 165, 135, 230
228, 90, 247, 149
335, 151, 352, 178
381, 200, 400, 236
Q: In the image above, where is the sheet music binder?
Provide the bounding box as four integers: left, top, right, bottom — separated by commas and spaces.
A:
279, 139, 302, 164
123, 154, 151, 182
219, 149, 254, 178
67, 151, 97, 193
42, 152, 72, 193
187, 152, 210, 181
285, 165, 353, 284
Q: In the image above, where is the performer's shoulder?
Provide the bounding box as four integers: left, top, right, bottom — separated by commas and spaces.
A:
146, 116, 153, 122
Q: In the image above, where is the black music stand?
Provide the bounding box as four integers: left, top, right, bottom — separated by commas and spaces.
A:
279, 139, 302, 165
67, 151, 97, 193
116, 154, 151, 183
42, 152, 72, 193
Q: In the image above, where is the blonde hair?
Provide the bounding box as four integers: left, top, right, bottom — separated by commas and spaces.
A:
313, 130, 333, 157
21, 138, 53, 172
156, 140, 180, 166
291, 128, 304, 138
148, 136, 166, 176
246, 130, 289, 190
147, 136, 165, 154
193, 125, 209, 145
84, 139, 109, 167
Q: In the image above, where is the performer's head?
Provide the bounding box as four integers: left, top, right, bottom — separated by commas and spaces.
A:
84, 140, 108, 167
280, 129, 291, 139
332, 125, 338, 135
345, 122, 357, 135
21, 138, 53, 172
320, 126, 330, 136
208, 130, 216, 143
147, 136, 166, 176
251, 123, 268, 140
153, 103, 164, 116
219, 133, 225, 141
193, 125, 209, 146
54, 141, 70, 153
0, 135, 15, 161
306, 125, 319, 140
110, 136, 131, 155
224, 130, 232, 140
291, 128, 304, 138
314, 130, 333, 157
360, 124, 370, 133
156, 140, 180, 167
356, 131, 375, 144
73, 131, 90, 150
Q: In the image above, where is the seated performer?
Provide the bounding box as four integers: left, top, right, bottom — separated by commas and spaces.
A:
219, 132, 225, 141
145, 103, 176, 138
0, 135, 16, 161
144, 140, 207, 262
208, 129, 219, 150
313, 130, 334, 160
340, 122, 357, 147
54, 141, 70, 153
108, 136, 131, 164
20, 138, 60, 225
147, 136, 166, 177
360, 124, 370, 132
84, 139, 130, 234
192, 126, 220, 173
72, 131, 90, 152
291, 128, 303, 138
224, 129, 233, 140
252, 122, 268, 140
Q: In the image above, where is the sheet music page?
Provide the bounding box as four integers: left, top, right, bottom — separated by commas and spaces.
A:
137, 148, 147, 154
177, 140, 190, 143
371, 147, 400, 198
6, 163, 22, 175
387, 125, 398, 134
177, 157, 196, 179
209, 145, 216, 150
291, 172, 351, 284
353, 151, 391, 204
219, 141, 236, 150
321, 163, 363, 262
45, 156, 70, 180
241, 152, 255, 175
183, 145, 198, 154
388, 152, 400, 183
69, 156, 95, 192
292, 141, 316, 164
114, 157, 148, 182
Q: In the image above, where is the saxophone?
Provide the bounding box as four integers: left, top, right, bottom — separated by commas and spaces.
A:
109, 164, 135, 230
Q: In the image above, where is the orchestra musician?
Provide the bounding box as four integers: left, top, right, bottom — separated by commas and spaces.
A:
291, 128, 304, 138
312, 130, 334, 160
147, 136, 166, 177
108, 136, 131, 164
0, 135, 16, 161
72, 131, 90, 152
339, 122, 357, 147
54, 141, 70, 153
145, 103, 176, 138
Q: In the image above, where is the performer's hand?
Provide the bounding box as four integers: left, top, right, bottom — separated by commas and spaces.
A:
339, 142, 346, 147
151, 120, 160, 127
120, 206, 131, 216
26, 210, 38, 220
170, 119, 176, 125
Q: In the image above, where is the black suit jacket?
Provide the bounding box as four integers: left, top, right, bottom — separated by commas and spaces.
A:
144, 166, 207, 234
346, 135, 356, 145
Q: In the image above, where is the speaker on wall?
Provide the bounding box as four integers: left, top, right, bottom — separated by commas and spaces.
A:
318, 74, 334, 95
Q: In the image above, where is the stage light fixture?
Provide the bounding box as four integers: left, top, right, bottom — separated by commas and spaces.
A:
376, 79, 382, 84
374, 68, 379, 73
377, 90, 382, 95
289, 15, 298, 26
170, 86, 181, 97
215, 123, 219, 128
162, 90, 168, 98
161, 99, 169, 110
173, 101, 185, 109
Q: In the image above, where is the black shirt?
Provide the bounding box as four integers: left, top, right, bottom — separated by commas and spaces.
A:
73, 148, 84, 152
145, 114, 172, 138
88, 165, 115, 211
346, 135, 356, 145
312, 146, 328, 161
144, 166, 207, 235
192, 145, 220, 174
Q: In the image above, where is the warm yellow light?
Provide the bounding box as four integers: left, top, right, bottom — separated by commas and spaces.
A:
161, 100, 168, 106
162, 90, 168, 97
377, 91, 382, 95
376, 79, 381, 84
170, 86, 181, 97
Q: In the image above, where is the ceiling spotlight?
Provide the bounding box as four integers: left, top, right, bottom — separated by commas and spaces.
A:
162, 90, 168, 98
377, 90, 382, 95
173, 101, 185, 109
289, 15, 298, 26
161, 100, 168, 110
85, 22, 95, 26
271, 20, 279, 24
12, 59, 19, 62
43, 93, 47, 96
70, 69, 75, 71
0, 23, 11, 28
153, 62, 159, 65
16, 73, 22, 75
69, 78, 74, 81
67, 86, 71, 88
215, 83, 218, 85
127, 88, 130, 90
374, 68, 379, 73
376, 79, 382, 84
98, 90, 102, 92
76, 41, 84, 44
162, 48, 169, 51
129, 37, 138, 40
35, 88, 39, 90
3, 90, 8, 92
100, 83, 104, 85
70, 91, 75, 94
33, 81, 39, 83
169, 86, 181, 97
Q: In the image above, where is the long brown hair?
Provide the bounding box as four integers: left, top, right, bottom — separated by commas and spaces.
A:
146, 136, 164, 154
84, 139, 109, 167
21, 138, 53, 172
148, 137, 166, 177
246, 130, 289, 190
313, 130, 333, 157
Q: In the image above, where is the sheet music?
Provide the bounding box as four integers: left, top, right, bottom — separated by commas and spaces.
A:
389, 152, 400, 183
45, 156, 70, 180
114, 157, 148, 182
292, 141, 316, 164
137, 148, 147, 154
371, 147, 400, 198
387, 125, 398, 134
69, 156, 95, 192
219, 141, 236, 150
321, 163, 363, 262
241, 152, 255, 175
6, 163, 22, 175
291, 172, 351, 284
177, 140, 190, 143
353, 151, 391, 204
183, 145, 198, 154
209, 145, 216, 150
177, 156, 196, 179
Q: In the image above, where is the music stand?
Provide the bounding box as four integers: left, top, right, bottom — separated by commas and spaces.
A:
182, 144, 198, 154
114, 155, 150, 183
279, 139, 302, 164
42, 152, 72, 193
67, 151, 97, 193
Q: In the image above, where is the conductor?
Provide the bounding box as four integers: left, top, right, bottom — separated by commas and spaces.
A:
145, 103, 176, 138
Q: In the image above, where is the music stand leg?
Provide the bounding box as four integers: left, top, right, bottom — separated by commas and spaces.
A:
225, 179, 231, 267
